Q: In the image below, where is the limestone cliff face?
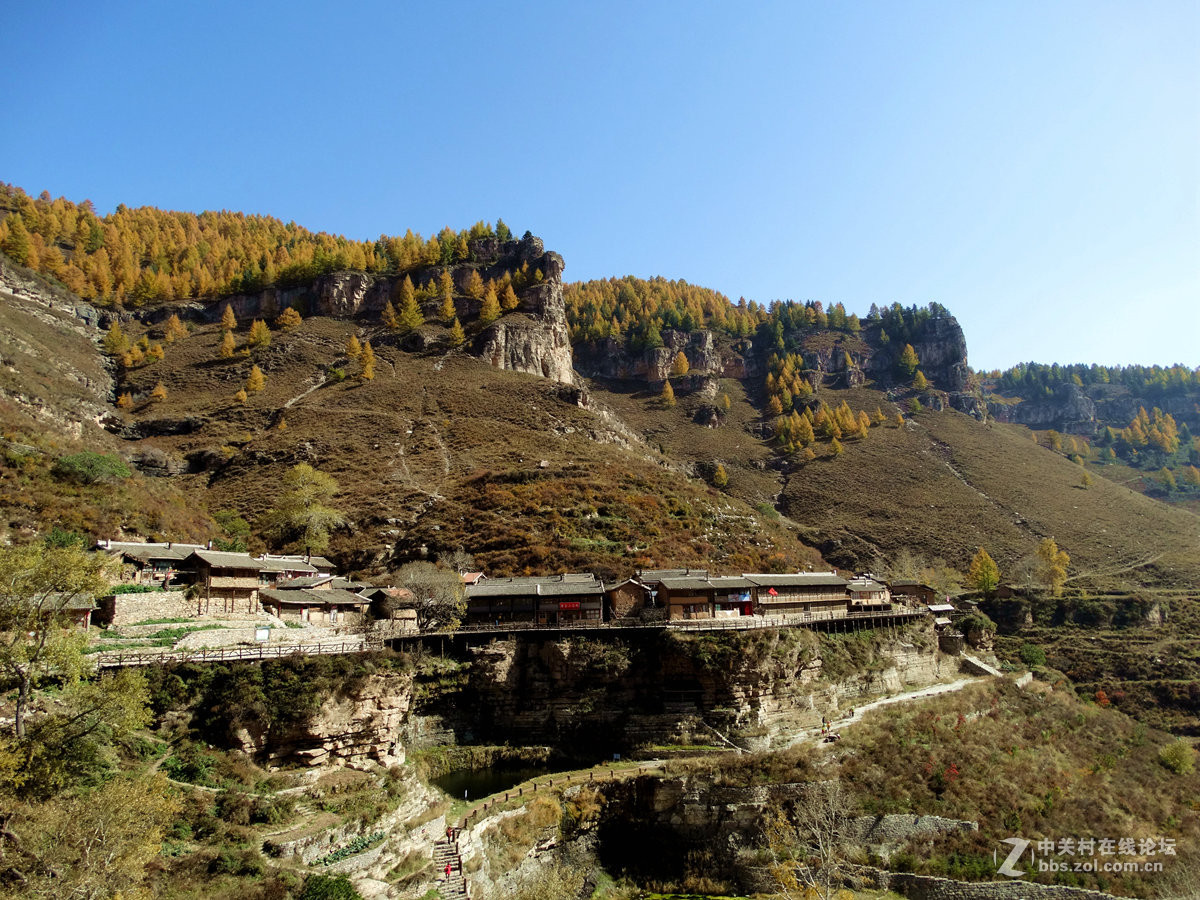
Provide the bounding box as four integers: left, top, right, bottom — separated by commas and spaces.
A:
230, 669, 413, 767
476, 246, 575, 384
406, 624, 945, 755
987, 383, 1097, 433
210, 232, 579, 386
574, 329, 751, 382
0, 256, 111, 436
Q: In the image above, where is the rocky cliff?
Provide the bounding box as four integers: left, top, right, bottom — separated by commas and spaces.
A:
0, 256, 111, 437
162, 232, 578, 386
404, 623, 945, 755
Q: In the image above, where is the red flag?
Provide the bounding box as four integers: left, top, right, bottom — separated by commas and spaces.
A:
767, 587, 778, 596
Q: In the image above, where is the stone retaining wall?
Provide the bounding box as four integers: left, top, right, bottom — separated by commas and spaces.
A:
886, 871, 1122, 900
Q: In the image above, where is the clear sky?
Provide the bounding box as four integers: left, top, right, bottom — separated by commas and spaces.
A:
2, 1, 1196, 371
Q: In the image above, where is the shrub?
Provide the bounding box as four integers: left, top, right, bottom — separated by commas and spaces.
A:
1158, 739, 1196, 775
1018, 643, 1046, 667
300, 874, 363, 900
52, 451, 131, 484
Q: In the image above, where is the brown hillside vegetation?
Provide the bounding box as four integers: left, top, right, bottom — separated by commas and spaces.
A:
778, 386, 1200, 590
109, 314, 819, 576
0, 259, 214, 541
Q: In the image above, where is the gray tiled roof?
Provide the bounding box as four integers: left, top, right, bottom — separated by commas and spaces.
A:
744, 573, 847, 588
260, 588, 367, 606
708, 576, 755, 590
469, 576, 603, 599
657, 577, 714, 591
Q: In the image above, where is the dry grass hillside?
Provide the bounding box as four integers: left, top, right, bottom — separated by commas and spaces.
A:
776, 385, 1200, 590
109, 313, 819, 577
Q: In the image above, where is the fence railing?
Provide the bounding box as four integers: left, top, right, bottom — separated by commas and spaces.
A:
95, 639, 384, 668
441, 607, 923, 637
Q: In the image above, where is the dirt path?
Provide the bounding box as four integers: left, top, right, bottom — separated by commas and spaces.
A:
785, 674, 981, 750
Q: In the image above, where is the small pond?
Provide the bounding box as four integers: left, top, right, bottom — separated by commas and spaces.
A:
432, 763, 561, 801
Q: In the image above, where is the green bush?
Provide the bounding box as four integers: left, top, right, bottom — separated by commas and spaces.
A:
52, 451, 131, 484
300, 873, 363, 900
110, 583, 165, 594
1018, 643, 1047, 667
1158, 739, 1196, 775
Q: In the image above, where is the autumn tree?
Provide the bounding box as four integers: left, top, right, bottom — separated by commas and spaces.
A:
245, 364, 265, 393
712, 463, 729, 488
262, 463, 345, 555
661, 380, 676, 407
149, 382, 167, 402
220, 304, 237, 330
102, 322, 128, 357
439, 271, 456, 324
247, 318, 271, 348
275, 306, 302, 330
1, 214, 32, 265
669, 351, 690, 378
218, 330, 236, 358
464, 268, 485, 299
116, 392, 132, 409
897, 343, 920, 379
912, 370, 929, 391
479, 283, 501, 325
448, 318, 466, 348
967, 547, 1000, 595
381, 299, 399, 330
0, 544, 110, 738
1035, 537, 1069, 597
397, 276, 424, 331
234, 388, 248, 404
501, 283, 520, 312
765, 779, 849, 900
346, 334, 362, 359
163, 313, 188, 343
359, 340, 376, 381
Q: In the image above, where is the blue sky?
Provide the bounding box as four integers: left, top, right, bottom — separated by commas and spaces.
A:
2, 1, 1196, 371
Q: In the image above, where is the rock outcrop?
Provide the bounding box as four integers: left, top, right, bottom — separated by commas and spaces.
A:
230, 669, 413, 767
987, 382, 1097, 433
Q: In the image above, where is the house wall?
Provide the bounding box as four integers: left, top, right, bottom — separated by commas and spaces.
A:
665, 591, 712, 620
607, 585, 646, 619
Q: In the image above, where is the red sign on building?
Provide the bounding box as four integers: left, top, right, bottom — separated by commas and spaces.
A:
558, 601, 581, 611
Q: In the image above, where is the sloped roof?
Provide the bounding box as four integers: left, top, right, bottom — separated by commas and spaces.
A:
260, 588, 367, 606
469, 576, 603, 599
708, 576, 755, 590
638, 568, 709, 582
846, 577, 887, 592
744, 573, 847, 588
276, 575, 334, 589
657, 577, 714, 592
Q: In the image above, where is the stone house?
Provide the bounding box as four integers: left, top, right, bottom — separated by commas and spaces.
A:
604, 577, 652, 620
259, 585, 369, 626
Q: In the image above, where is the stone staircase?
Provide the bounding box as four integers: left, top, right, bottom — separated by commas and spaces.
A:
434, 830, 468, 900
961, 653, 1003, 678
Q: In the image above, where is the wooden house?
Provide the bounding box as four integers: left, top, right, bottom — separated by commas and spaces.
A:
465, 574, 604, 626
888, 581, 939, 607
656, 575, 715, 621
184, 550, 319, 614
845, 575, 892, 609
97, 540, 204, 587
708, 576, 756, 617
744, 573, 848, 618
